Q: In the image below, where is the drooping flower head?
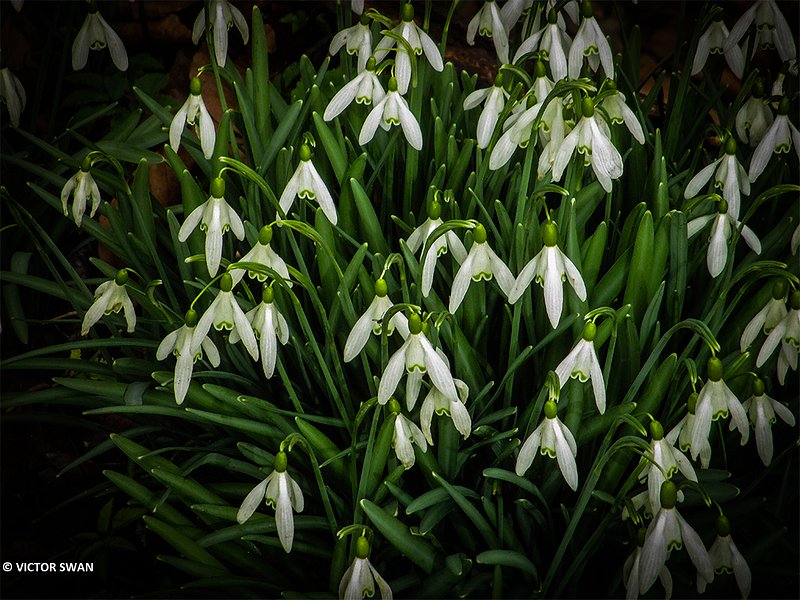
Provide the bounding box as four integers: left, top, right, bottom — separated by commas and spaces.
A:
278, 144, 338, 225
236, 451, 304, 553
61, 155, 102, 227
329, 13, 373, 72
740, 280, 787, 353
736, 80, 774, 146
339, 535, 393, 600
407, 199, 468, 296
178, 177, 245, 277
377, 312, 459, 411
467, 0, 510, 65
192, 273, 259, 361
420, 375, 471, 445
343, 277, 409, 363
623, 527, 673, 600
516, 398, 579, 490
690, 357, 749, 460
555, 320, 606, 413
742, 377, 795, 466
509, 221, 587, 329
513, 9, 572, 81
170, 77, 216, 160
324, 57, 385, 121
637, 481, 714, 596
81, 269, 136, 336
463, 72, 510, 150
687, 198, 761, 279
637, 420, 697, 517
231, 225, 293, 287
725, 0, 796, 63
668, 392, 712, 469
448, 223, 515, 311
157, 309, 221, 405
748, 97, 800, 183
72, 5, 128, 71
697, 516, 751, 599
192, 0, 249, 68
568, 0, 614, 80
691, 15, 744, 79
684, 137, 750, 219
359, 76, 423, 151
552, 96, 623, 192
388, 399, 427, 470
373, 2, 443, 94
231, 285, 290, 379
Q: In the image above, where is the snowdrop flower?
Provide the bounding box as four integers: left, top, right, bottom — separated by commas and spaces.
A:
192, 273, 259, 361
467, 1, 509, 65
690, 357, 749, 461
623, 528, 673, 600
420, 376, 471, 445
463, 73, 509, 149
231, 225, 292, 287
748, 97, 800, 182
377, 313, 459, 409
684, 138, 750, 218
489, 94, 545, 170
406, 200, 468, 296
509, 221, 587, 328
516, 399, 579, 490
725, 0, 796, 63
343, 278, 409, 362
81, 270, 136, 336
156, 309, 220, 405
192, 0, 249, 68
169, 77, 215, 160
236, 451, 303, 553
740, 280, 787, 353
568, 0, 614, 80
598, 81, 645, 145
553, 96, 622, 192
735, 81, 773, 146
638, 481, 713, 596
697, 516, 751, 599
178, 178, 245, 277
279, 145, 337, 225
339, 536, 393, 600
351, 0, 364, 15
667, 393, 712, 469
387, 400, 427, 469
638, 421, 697, 517
61, 157, 102, 227
373, 3, 443, 94
500, 0, 535, 33
0, 67, 25, 127
555, 321, 606, 413
756, 290, 800, 368
232, 286, 289, 379
324, 57, 384, 121
72, 6, 128, 71
742, 378, 795, 466
448, 224, 514, 311
687, 199, 761, 279
359, 77, 422, 151
691, 16, 744, 79
513, 9, 572, 82
329, 13, 372, 72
